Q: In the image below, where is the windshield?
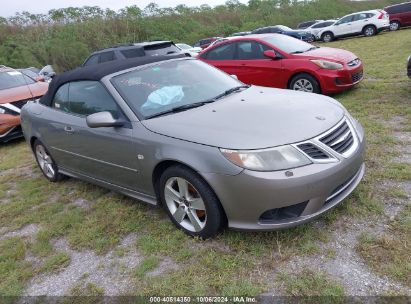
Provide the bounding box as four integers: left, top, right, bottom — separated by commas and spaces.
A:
261, 35, 316, 54
144, 43, 181, 56
111, 59, 242, 119
177, 44, 191, 50
0, 71, 34, 90
277, 25, 292, 31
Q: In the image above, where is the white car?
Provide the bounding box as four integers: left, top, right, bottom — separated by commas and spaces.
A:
317, 10, 390, 42
176, 43, 202, 57
304, 20, 337, 38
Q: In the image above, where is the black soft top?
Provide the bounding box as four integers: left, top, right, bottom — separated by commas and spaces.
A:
40, 54, 187, 106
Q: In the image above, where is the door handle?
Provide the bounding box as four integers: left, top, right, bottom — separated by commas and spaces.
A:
64, 126, 75, 133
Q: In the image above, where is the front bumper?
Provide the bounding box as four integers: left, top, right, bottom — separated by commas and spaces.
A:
202, 122, 365, 231
316, 63, 364, 94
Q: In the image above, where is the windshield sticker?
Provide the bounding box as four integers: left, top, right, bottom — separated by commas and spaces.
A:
7, 71, 22, 76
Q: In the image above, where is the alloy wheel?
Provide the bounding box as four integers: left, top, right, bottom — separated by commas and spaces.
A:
390, 22, 399, 31
323, 34, 332, 42
292, 79, 314, 92
364, 27, 375, 36
164, 177, 207, 232
35, 144, 55, 179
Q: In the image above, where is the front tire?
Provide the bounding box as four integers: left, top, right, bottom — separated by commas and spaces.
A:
289, 73, 320, 94
159, 165, 226, 239
363, 25, 376, 37
390, 21, 400, 31
321, 32, 333, 42
33, 140, 65, 182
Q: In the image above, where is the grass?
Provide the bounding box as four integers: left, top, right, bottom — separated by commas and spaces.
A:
356, 204, 411, 285
38, 252, 71, 273
277, 269, 345, 303
134, 256, 160, 278
0, 29, 410, 296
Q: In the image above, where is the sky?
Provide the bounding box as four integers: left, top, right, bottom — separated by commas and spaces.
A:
1, 0, 249, 17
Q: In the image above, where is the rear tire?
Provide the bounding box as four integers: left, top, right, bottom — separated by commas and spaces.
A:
321, 32, 334, 42
363, 25, 376, 37
389, 21, 400, 31
159, 165, 226, 239
289, 73, 321, 94
33, 140, 65, 182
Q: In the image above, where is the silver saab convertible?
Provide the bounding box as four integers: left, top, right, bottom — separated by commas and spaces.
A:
21, 54, 365, 238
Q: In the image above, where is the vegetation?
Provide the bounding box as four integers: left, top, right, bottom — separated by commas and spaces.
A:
0, 0, 403, 71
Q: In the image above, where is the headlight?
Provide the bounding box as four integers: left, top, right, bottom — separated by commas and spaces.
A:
220, 145, 312, 171
311, 60, 343, 70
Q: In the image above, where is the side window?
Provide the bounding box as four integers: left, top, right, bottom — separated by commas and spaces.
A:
99, 51, 115, 63
121, 48, 145, 58
338, 15, 354, 24
354, 13, 369, 21
402, 3, 411, 12
68, 81, 122, 119
52, 83, 70, 112
237, 41, 269, 60
312, 23, 325, 29
83, 55, 99, 66
205, 43, 236, 60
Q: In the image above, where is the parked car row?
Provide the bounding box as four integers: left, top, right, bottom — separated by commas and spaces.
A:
191, 2, 411, 47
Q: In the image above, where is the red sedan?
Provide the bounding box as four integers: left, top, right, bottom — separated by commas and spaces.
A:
198, 34, 363, 94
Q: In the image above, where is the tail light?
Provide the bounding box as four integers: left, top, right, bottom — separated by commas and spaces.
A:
378, 12, 384, 19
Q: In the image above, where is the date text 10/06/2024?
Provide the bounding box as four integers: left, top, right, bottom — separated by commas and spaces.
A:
149, 296, 258, 303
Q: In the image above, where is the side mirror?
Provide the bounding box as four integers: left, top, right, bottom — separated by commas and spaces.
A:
263, 50, 278, 60
86, 111, 124, 128
230, 74, 238, 80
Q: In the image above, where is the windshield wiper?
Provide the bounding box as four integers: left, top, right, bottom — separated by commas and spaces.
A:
145, 100, 215, 119
144, 85, 250, 120
306, 46, 319, 52
291, 46, 319, 54
213, 85, 250, 100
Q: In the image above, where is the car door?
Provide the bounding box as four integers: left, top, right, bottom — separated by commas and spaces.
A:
45, 81, 141, 191
234, 40, 284, 88
200, 42, 239, 76
334, 15, 355, 36
351, 13, 369, 33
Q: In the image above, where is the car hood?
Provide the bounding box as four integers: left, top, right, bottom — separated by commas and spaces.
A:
0, 82, 48, 104
295, 47, 357, 63
142, 86, 345, 150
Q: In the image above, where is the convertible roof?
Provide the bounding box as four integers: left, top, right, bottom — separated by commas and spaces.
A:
40, 53, 187, 106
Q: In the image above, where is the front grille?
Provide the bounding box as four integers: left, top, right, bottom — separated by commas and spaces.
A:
320, 121, 354, 154
297, 143, 329, 159
12, 99, 29, 109
347, 58, 361, 67
351, 71, 363, 83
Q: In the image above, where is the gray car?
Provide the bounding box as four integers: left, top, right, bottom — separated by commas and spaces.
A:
21, 54, 365, 239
